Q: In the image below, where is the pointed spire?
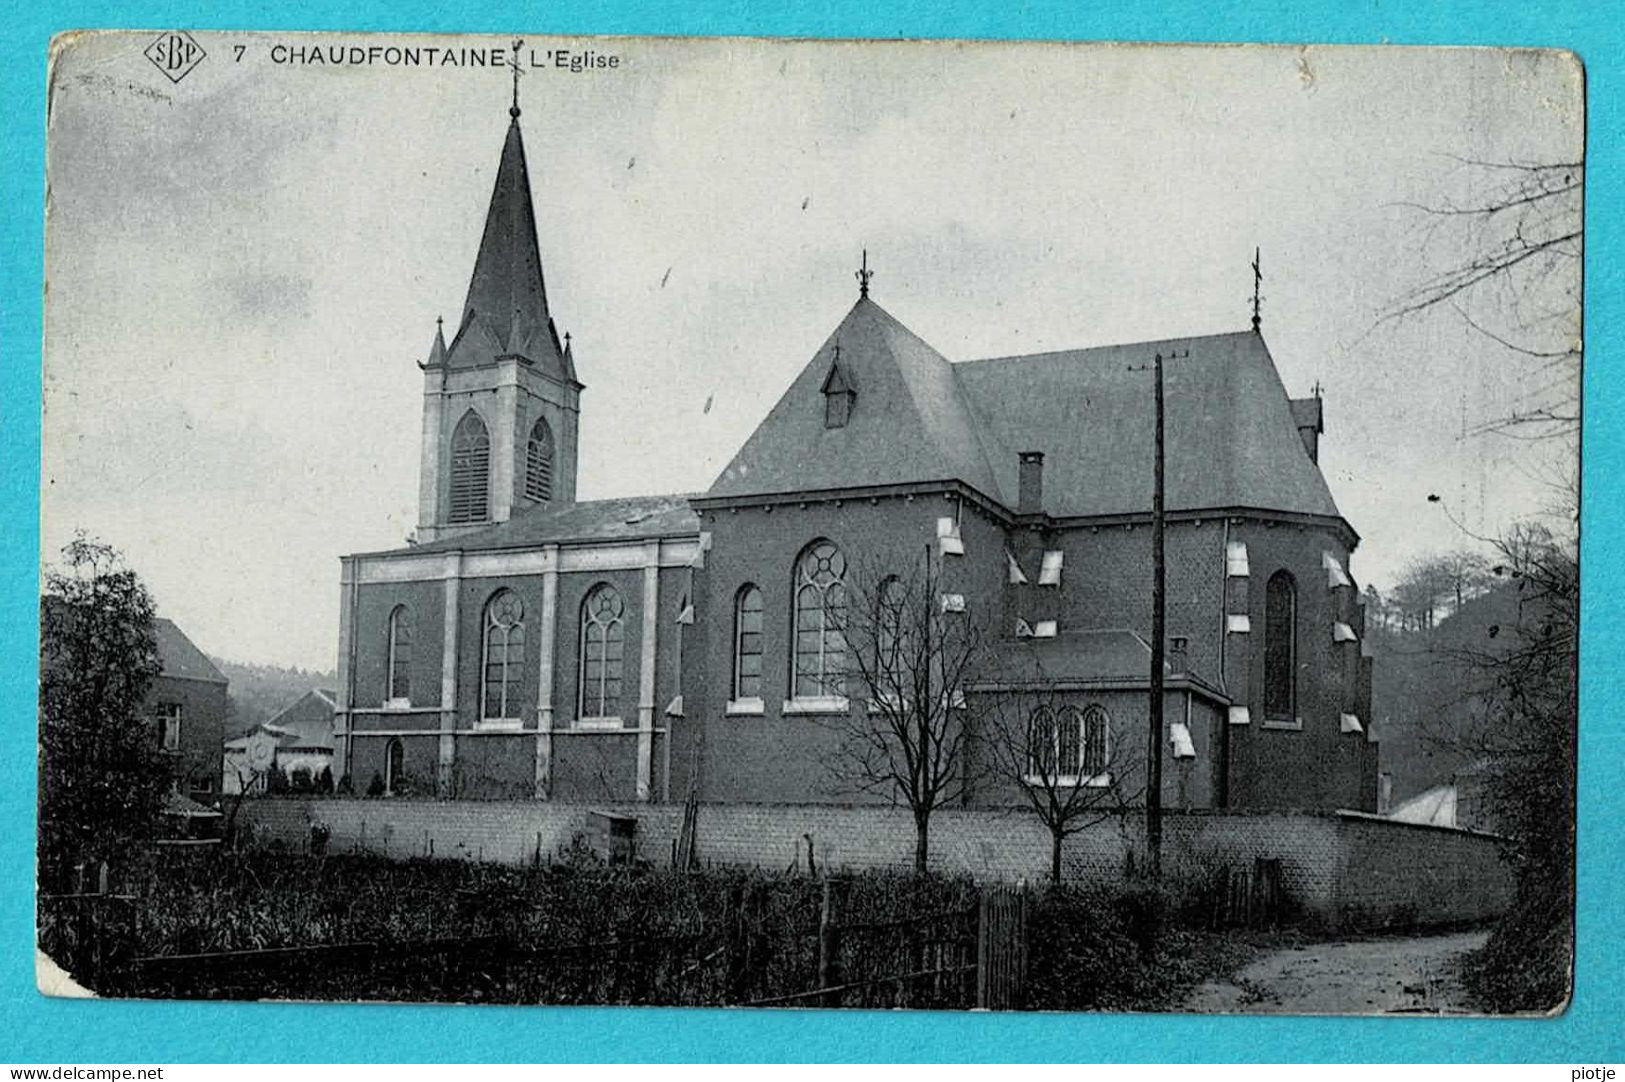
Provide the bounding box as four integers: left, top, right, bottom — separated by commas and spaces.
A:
451, 103, 565, 376
426, 316, 447, 368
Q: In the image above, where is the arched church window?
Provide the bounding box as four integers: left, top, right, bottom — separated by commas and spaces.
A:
580, 584, 626, 719
449, 411, 491, 524
875, 575, 906, 689
732, 584, 764, 702
525, 416, 554, 503
385, 737, 404, 796
1027, 707, 1059, 778
1027, 705, 1111, 782
481, 589, 525, 720
386, 605, 411, 703
1264, 570, 1297, 720
1079, 705, 1110, 779
792, 540, 847, 699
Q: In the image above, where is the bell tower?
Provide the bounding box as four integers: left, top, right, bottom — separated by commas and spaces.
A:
415, 87, 582, 544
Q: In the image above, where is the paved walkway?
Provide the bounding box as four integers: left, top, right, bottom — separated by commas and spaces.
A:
1181, 929, 1488, 1015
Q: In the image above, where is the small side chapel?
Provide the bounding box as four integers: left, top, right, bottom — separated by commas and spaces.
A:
332, 96, 1379, 813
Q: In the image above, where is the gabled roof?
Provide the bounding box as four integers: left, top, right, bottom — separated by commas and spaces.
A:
260, 689, 337, 750
706, 298, 1007, 503
955, 331, 1343, 520
704, 299, 1346, 527
370, 493, 702, 557
153, 618, 227, 685
439, 116, 574, 384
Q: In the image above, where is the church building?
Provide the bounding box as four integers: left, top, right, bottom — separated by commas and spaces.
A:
331, 100, 1380, 814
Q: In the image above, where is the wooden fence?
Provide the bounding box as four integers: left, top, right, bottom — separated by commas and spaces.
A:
48, 876, 1033, 1009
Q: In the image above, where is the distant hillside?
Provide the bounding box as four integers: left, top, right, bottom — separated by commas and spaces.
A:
212, 657, 338, 739
1367, 584, 1521, 804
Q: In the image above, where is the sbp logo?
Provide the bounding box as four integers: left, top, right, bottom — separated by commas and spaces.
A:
144, 31, 206, 84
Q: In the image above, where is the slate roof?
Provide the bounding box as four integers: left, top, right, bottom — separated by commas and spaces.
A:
437, 115, 575, 384
707, 298, 1006, 503
705, 298, 1345, 526
383, 493, 702, 556
977, 629, 1224, 699
956, 332, 1342, 520
259, 689, 337, 751
153, 618, 227, 685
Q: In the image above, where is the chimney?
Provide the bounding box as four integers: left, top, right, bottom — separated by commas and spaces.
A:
1290, 394, 1325, 464
1018, 451, 1045, 514
1168, 635, 1189, 674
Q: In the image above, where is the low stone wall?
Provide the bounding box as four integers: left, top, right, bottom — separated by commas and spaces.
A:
240, 798, 1511, 930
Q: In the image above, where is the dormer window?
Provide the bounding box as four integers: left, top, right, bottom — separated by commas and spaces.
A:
821, 363, 855, 429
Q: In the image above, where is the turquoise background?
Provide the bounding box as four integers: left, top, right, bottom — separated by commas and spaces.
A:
2, 0, 1618, 1063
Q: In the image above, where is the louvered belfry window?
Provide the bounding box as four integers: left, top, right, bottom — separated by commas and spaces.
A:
525, 416, 554, 503
449, 411, 490, 524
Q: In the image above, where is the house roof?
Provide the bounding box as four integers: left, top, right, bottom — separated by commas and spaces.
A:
437, 115, 574, 384
376, 493, 702, 557
153, 618, 227, 685
955, 332, 1343, 521
260, 688, 337, 751
1389, 784, 1457, 828
706, 298, 1007, 503
977, 629, 1224, 699
705, 298, 1346, 527
163, 789, 223, 818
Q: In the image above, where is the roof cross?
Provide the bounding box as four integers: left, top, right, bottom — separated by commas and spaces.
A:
510, 37, 524, 118
856, 249, 874, 299
1250, 246, 1264, 333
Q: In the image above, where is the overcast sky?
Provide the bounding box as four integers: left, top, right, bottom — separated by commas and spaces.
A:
42, 34, 1582, 670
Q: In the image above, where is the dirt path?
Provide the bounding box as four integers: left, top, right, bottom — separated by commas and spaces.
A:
1181, 929, 1488, 1015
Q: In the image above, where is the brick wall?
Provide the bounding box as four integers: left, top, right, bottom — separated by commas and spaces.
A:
242, 799, 1508, 929
147, 675, 226, 801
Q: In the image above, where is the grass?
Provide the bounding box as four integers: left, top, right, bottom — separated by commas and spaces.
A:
41, 846, 1271, 1010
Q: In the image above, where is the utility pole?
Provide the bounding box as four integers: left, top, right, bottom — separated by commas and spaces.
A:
1148, 349, 1165, 879
1129, 348, 1186, 880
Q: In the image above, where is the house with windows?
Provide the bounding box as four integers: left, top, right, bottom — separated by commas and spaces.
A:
222, 688, 336, 795
148, 617, 228, 806
331, 99, 1378, 812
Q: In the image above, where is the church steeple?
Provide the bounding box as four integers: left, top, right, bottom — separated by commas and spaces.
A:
449, 112, 567, 377
415, 96, 584, 543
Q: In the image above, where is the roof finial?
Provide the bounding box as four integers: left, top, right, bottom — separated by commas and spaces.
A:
1250, 246, 1263, 333
509, 38, 524, 118
856, 249, 874, 299
831, 341, 841, 363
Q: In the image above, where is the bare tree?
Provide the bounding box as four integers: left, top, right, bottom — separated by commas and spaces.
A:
1381, 157, 1582, 437
1392, 550, 1497, 629
1436, 516, 1575, 1010
978, 676, 1143, 883
822, 549, 986, 873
